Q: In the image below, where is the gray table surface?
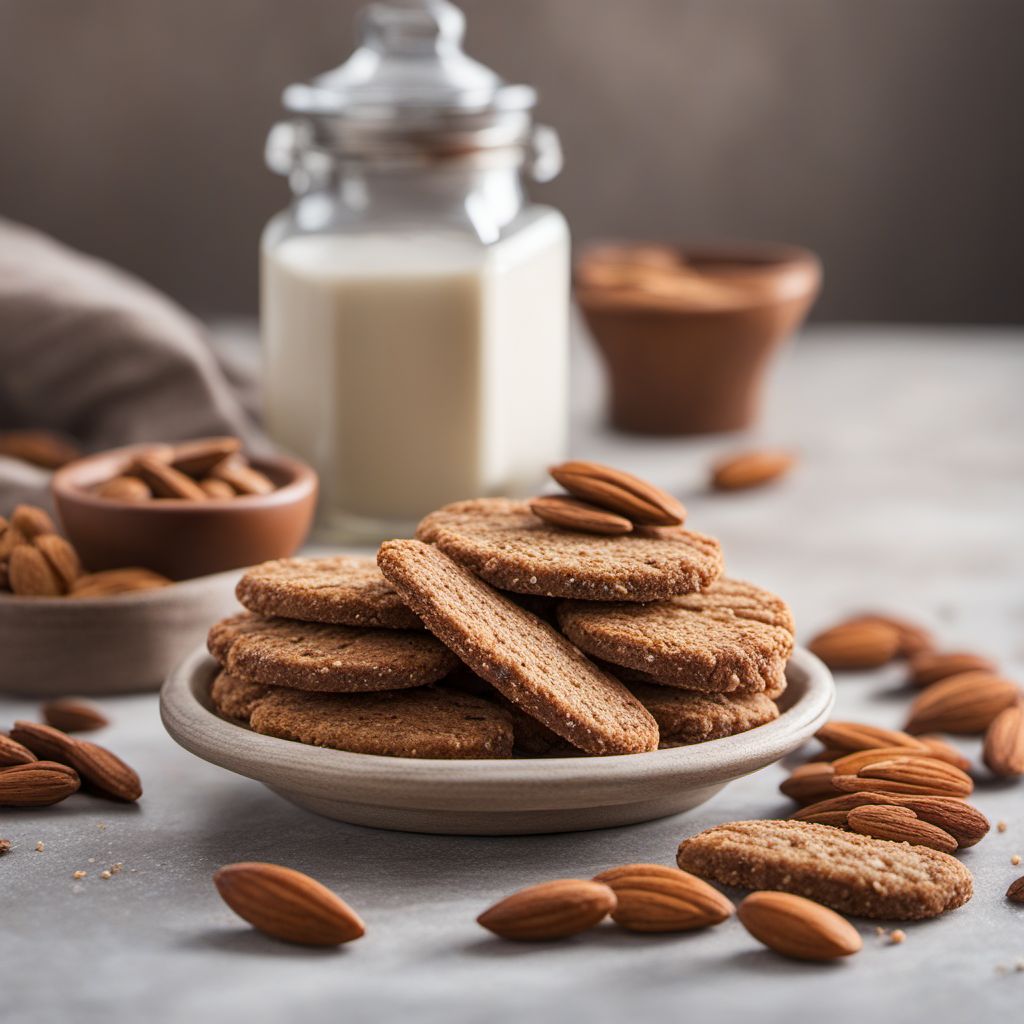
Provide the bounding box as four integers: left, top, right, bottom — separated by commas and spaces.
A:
4, 325, 1024, 1024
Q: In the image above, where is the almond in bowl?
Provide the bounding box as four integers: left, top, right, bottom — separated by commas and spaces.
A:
52, 438, 317, 581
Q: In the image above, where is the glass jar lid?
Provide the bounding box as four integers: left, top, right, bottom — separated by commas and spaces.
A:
282, 0, 539, 156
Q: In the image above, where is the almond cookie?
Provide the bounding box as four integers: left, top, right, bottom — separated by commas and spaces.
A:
236, 556, 422, 630
627, 684, 779, 745
207, 612, 458, 693
610, 663, 788, 700
676, 819, 972, 920
416, 498, 722, 602
249, 686, 514, 759
558, 578, 794, 693
377, 540, 659, 755
210, 671, 274, 722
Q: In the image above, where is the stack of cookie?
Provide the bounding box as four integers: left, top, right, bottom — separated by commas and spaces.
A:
208, 462, 795, 759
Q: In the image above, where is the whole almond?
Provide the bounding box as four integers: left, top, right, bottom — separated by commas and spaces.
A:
793, 792, 989, 848
10, 721, 141, 802
815, 721, 926, 755
915, 735, 972, 771
70, 568, 172, 599
807, 620, 901, 670
0, 733, 38, 767
96, 475, 152, 502
530, 495, 633, 536
1007, 877, 1024, 904
42, 698, 109, 733
11, 504, 57, 539
33, 534, 82, 589
0, 521, 25, 560
593, 863, 733, 932
829, 746, 935, 776
779, 762, 836, 804
214, 862, 365, 946
982, 703, 1024, 778
8, 544, 65, 596
198, 477, 237, 500
0, 429, 80, 469
832, 756, 973, 798
477, 879, 617, 941
905, 671, 1020, 735
846, 805, 958, 854
909, 650, 997, 687
133, 455, 208, 500
549, 461, 685, 526
170, 436, 242, 477
737, 891, 861, 961
843, 614, 934, 657
792, 808, 851, 828
209, 460, 275, 496
0, 761, 80, 806
711, 450, 796, 492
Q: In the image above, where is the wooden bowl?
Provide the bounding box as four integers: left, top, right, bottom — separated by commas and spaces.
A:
0, 570, 240, 695
576, 241, 822, 435
52, 444, 317, 580
160, 645, 835, 836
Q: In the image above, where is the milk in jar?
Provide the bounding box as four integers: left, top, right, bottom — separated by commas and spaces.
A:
260, 1, 569, 541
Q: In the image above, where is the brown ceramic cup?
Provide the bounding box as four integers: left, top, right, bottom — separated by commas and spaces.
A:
52, 444, 318, 580
576, 242, 821, 435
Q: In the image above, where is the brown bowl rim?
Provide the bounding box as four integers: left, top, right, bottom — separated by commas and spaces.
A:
574, 239, 822, 314
51, 443, 317, 515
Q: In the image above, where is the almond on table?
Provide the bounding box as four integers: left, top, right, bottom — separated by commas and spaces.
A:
477, 879, 617, 941
737, 890, 861, 962
213, 862, 365, 946
983, 704, 1024, 778
905, 671, 1021, 734
710, 450, 796, 492
807, 619, 902, 670
41, 698, 109, 733
592, 863, 733, 932
909, 650, 997, 687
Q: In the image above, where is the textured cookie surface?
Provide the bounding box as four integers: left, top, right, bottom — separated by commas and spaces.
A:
417, 498, 722, 602
558, 578, 794, 692
628, 684, 779, 745
377, 540, 659, 755
236, 555, 422, 629
676, 819, 972, 920
209, 671, 273, 722
207, 612, 458, 692
614, 663, 788, 700
249, 686, 514, 759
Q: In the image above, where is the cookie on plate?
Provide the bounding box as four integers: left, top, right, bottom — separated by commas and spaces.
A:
627, 683, 779, 745
558, 578, 794, 693
236, 555, 422, 630
676, 819, 972, 920
207, 612, 458, 693
416, 498, 722, 602
613, 662, 788, 700
377, 540, 659, 755
249, 686, 514, 759
210, 670, 273, 722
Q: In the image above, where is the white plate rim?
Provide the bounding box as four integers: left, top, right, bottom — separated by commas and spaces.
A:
160, 644, 834, 806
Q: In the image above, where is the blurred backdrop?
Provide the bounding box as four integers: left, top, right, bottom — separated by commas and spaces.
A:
1, 0, 1022, 323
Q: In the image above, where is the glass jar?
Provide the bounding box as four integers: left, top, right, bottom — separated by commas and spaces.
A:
261, 0, 569, 543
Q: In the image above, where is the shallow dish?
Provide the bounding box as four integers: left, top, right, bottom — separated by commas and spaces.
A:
0, 570, 240, 696
52, 443, 317, 580
160, 645, 834, 835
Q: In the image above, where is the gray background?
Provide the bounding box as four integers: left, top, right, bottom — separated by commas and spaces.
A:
1, 0, 1022, 322
2, 325, 1024, 1023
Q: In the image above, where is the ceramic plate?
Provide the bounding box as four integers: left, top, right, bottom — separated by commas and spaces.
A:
0, 570, 240, 696
161, 644, 834, 836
